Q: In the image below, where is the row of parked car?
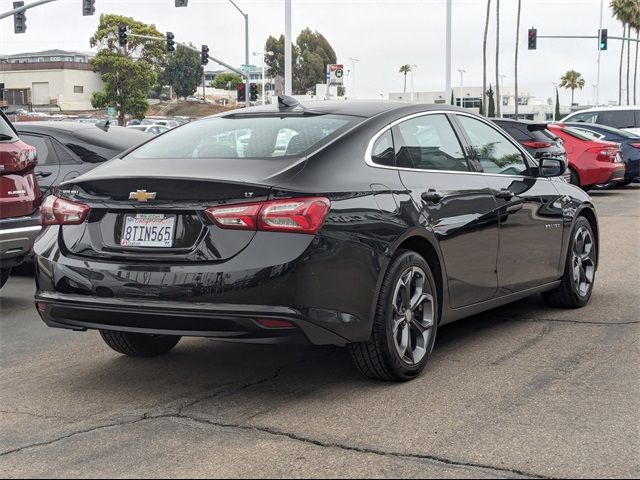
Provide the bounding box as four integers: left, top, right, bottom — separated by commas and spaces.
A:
1, 106, 638, 290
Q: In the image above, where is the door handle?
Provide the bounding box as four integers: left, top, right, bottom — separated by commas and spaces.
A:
36, 171, 53, 178
421, 190, 445, 203
494, 189, 515, 200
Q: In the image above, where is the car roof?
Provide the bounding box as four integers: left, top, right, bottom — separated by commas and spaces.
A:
566, 106, 640, 114
15, 121, 150, 149
491, 118, 546, 126
217, 101, 470, 119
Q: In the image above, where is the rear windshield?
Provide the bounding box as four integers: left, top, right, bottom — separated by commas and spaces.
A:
0, 114, 18, 142
129, 114, 356, 160
562, 127, 600, 142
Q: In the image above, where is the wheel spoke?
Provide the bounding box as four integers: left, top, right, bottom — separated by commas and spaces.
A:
397, 323, 409, 358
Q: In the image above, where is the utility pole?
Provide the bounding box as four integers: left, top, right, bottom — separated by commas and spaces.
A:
445, 0, 452, 102
227, 1, 250, 108
596, 0, 604, 105
348, 57, 359, 99
285, 0, 292, 96
499, 73, 506, 117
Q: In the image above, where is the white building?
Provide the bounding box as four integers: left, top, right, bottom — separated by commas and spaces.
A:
0, 50, 103, 111
389, 86, 572, 122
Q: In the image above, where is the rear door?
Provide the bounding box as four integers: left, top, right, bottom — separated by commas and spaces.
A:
392, 112, 500, 308
454, 114, 565, 294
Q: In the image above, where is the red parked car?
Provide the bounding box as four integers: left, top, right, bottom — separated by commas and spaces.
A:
548, 123, 626, 190
0, 111, 41, 289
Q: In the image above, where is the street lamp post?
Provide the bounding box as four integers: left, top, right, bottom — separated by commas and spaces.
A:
410, 64, 418, 102
499, 74, 506, 117
552, 82, 558, 121
457, 68, 466, 108
227, 0, 250, 108
348, 57, 360, 99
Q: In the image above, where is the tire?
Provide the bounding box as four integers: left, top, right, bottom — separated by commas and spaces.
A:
349, 250, 439, 382
542, 217, 597, 308
0, 268, 11, 289
618, 178, 634, 187
99, 330, 181, 357
568, 167, 581, 187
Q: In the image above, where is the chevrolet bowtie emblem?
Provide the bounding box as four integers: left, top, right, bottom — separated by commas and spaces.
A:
129, 190, 157, 202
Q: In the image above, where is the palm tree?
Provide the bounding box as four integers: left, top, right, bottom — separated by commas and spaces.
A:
482, 0, 492, 116
631, 3, 640, 105
611, 0, 637, 105
495, 0, 501, 117
399, 64, 412, 94
514, 0, 522, 117
560, 70, 586, 106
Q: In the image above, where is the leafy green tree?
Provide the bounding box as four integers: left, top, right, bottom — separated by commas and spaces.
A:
264, 29, 336, 94
479, 99, 485, 116
487, 84, 496, 117
560, 70, 586, 105
399, 64, 412, 93
89, 14, 165, 125
264, 34, 299, 82
159, 46, 203, 99
213, 72, 243, 90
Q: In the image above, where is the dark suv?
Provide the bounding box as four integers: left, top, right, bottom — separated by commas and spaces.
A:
0, 111, 40, 289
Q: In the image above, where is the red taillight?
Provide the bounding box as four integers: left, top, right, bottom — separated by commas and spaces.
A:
629, 143, 640, 149
41, 195, 90, 226
587, 147, 619, 163
521, 140, 552, 149
205, 197, 330, 235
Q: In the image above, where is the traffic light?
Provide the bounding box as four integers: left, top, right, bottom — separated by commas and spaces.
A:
175, 0, 188, 6
528, 28, 537, 50
201, 45, 210, 65
237, 83, 246, 103
13, 1, 26, 34
118, 24, 128, 48
250, 83, 258, 102
82, 0, 96, 16
599, 28, 608, 51
166, 32, 175, 53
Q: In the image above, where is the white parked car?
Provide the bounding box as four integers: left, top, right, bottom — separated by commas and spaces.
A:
562, 106, 640, 135
127, 124, 170, 135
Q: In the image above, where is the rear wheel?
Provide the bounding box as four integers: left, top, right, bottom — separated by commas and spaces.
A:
568, 167, 581, 187
349, 250, 438, 382
618, 178, 634, 187
542, 217, 597, 308
100, 330, 181, 357
0, 268, 11, 289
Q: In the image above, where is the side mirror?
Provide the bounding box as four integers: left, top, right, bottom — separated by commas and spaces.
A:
539, 158, 566, 178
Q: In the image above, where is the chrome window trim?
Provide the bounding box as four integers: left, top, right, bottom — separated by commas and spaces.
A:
364, 109, 541, 180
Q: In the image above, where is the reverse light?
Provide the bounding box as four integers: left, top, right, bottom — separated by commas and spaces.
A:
41, 195, 90, 226
521, 140, 552, 149
205, 197, 331, 235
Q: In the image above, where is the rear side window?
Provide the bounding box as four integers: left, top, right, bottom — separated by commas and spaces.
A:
371, 130, 395, 167
598, 110, 637, 129
130, 114, 356, 160
394, 114, 469, 172
568, 111, 598, 123
20, 134, 58, 165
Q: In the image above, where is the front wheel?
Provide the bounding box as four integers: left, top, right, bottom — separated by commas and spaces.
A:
349, 250, 439, 382
100, 330, 181, 357
542, 217, 597, 308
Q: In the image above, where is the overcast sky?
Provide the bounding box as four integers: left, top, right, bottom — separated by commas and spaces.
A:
0, 0, 631, 105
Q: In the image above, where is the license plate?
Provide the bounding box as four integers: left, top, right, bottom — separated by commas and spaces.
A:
121, 214, 175, 248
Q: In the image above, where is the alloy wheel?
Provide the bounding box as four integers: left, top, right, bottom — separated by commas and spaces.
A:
572, 226, 595, 297
391, 266, 435, 366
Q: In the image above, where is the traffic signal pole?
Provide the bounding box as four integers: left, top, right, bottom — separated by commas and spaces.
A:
0, 0, 58, 20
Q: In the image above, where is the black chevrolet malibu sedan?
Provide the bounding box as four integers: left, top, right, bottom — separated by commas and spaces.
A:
34, 100, 599, 381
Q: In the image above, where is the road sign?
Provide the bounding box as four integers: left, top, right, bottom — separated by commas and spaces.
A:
107, 107, 116, 117
327, 64, 344, 85
242, 64, 257, 73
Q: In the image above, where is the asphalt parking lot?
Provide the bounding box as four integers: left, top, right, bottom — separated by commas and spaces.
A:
0, 185, 638, 479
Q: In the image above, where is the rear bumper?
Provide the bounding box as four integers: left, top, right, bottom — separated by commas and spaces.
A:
606, 165, 626, 183
35, 294, 348, 345
33, 227, 383, 345
0, 210, 41, 269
